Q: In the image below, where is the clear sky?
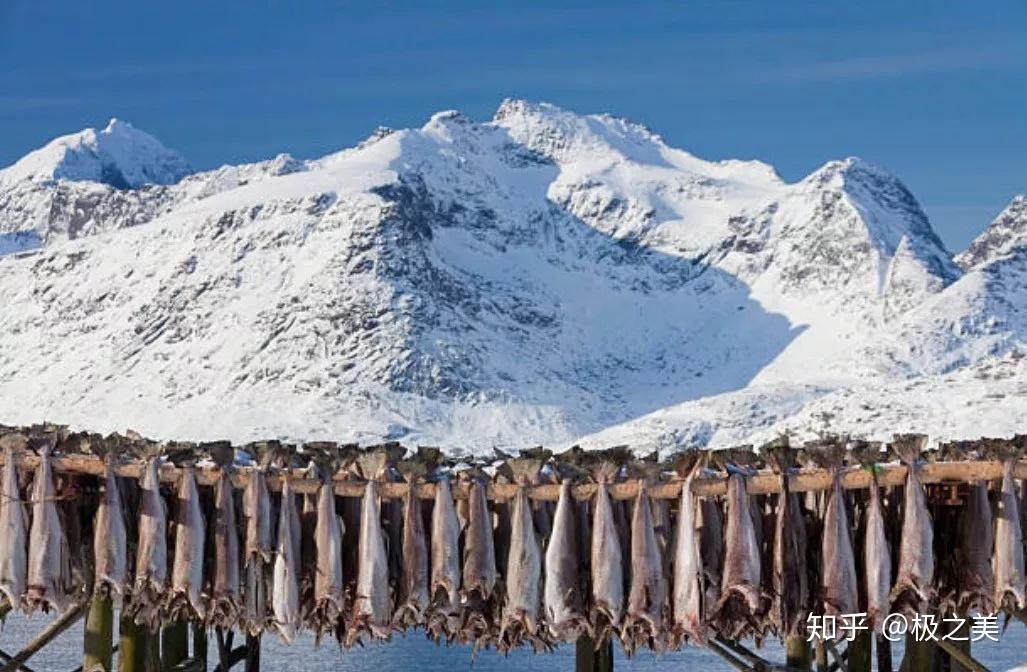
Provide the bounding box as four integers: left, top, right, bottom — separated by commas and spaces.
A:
2, 1, 1025, 250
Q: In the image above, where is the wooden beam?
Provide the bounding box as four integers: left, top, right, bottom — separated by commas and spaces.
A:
161, 621, 189, 671
786, 637, 812, 671
0, 602, 87, 672
0, 649, 35, 672
575, 636, 613, 672
935, 639, 989, 672
1, 452, 1023, 501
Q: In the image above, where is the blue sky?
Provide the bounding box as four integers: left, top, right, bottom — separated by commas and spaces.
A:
1, 1, 1025, 250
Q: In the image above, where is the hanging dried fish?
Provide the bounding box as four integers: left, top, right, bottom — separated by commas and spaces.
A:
670, 455, 704, 647
25, 443, 69, 614
764, 443, 808, 639
349, 453, 393, 645
890, 435, 935, 613
241, 467, 273, 635
460, 474, 499, 648
543, 479, 588, 642
310, 479, 346, 640
622, 478, 669, 655
272, 477, 302, 643
590, 463, 624, 646
698, 497, 724, 610
132, 457, 168, 629
169, 466, 206, 621
427, 475, 462, 642
498, 463, 545, 652
814, 444, 858, 623
0, 443, 27, 611
711, 463, 768, 639
850, 442, 892, 633
994, 455, 1026, 611
208, 467, 241, 628
94, 456, 128, 603
393, 463, 429, 629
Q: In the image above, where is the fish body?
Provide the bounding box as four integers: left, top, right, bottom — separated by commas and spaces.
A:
821, 470, 858, 620
590, 472, 624, 644
428, 477, 462, 641
133, 457, 168, 629
242, 467, 273, 635
543, 480, 587, 642
459, 477, 498, 647
994, 459, 1026, 610
272, 478, 302, 642
864, 478, 892, 631
498, 484, 544, 652
956, 481, 993, 614
712, 472, 766, 639
169, 467, 206, 620
698, 498, 723, 608
671, 469, 704, 647
0, 447, 27, 611
311, 481, 346, 639
209, 469, 241, 627
94, 458, 128, 603
890, 440, 935, 611
771, 486, 808, 637
25, 445, 69, 614
623, 481, 669, 654
350, 480, 393, 643
394, 483, 429, 628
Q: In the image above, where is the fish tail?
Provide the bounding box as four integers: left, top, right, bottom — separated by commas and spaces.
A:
889, 434, 928, 466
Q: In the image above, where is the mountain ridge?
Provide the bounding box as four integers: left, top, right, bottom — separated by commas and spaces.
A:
0, 100, 1022, 452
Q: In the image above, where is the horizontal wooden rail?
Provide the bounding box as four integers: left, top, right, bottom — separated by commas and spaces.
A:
0, 451, 1024, 501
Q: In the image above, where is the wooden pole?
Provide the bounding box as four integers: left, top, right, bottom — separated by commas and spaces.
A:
83, 594, 115, 672
161, 621, 189, 670
935, 639, 988, 672
118, 615, 146, 672
575, 636, 613, 672
901, 633, 935, 672
814, 641, 828, 672
244, 634, 260, 672
875, 635, 892, 672
0, 602, 87, 672
191, 624, 208, 669
846, 631, 871, 672
0, 649, 35, 672
786, 636, 812, 671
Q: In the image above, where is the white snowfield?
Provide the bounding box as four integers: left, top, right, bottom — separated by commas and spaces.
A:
0, 100, 1024, 455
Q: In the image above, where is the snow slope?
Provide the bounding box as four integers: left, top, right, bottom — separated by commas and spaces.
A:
0, 101, 1022, 453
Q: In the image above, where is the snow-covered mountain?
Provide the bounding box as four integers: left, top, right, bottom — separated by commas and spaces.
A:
0, 100, 1022, 453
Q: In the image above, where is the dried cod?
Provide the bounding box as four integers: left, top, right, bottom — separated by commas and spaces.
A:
350, 474, 393, 644
817, 446, 858, 622
711, 466, 767, 639
208, 468, 241, 628
242, 467, 273, 635
25, 444, 70, 614
272, 477, 302, 643
670, 456, 704, 647
460, 475, 499, 648
132, 457, 169, 629
622, 479, 669, 655
0, 444, 27, 611
169, 466, 206, 621
766, 445, 808, 638
393, 467, 429, 629
94, 457, 128, 603
890, 436, 935, 613
427, 476, 462, 642
994, 456, 1026, 611
498, 468, 545, 652
310, 479, 346, 640
590, 463, 624, 646
543, 479, 588, 642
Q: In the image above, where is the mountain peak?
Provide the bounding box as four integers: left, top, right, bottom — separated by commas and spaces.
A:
956, 195, 1027, 270
0, 119, 190, 189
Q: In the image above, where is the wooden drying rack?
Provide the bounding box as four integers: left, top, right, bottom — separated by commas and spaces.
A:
0, 450, 1024, 501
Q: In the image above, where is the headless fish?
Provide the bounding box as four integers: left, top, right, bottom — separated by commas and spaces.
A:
460, 477, 498, 648
864, 477, 892, 632
590, 467, 624, 645
242, 467, 273, 635
133, 457, 168, 629
890, 437, 934, 612
311, 481, 345, 640
394, 481, 429, 628
994, 459, 1026, 611
770, 472, 808, 637
272, 478, 302, 643
956, 481, 993, 615
699, 498, 724, 609
671, 463, 704, 646
543, 480, 587, 642
0, 445, 27, 611
427, 477, 462, 641
623, 480, 669, 655
350, 480, 393, 644
209, 469, 241, 628
94, 458, 128, 603
169, 467, 206, 620
498, 482, 544, 652
821, 466, 858, 621
25, 444, 69, 614
712, 471, 767, 639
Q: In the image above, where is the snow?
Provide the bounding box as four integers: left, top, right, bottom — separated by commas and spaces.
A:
0, 100, 1023, 454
